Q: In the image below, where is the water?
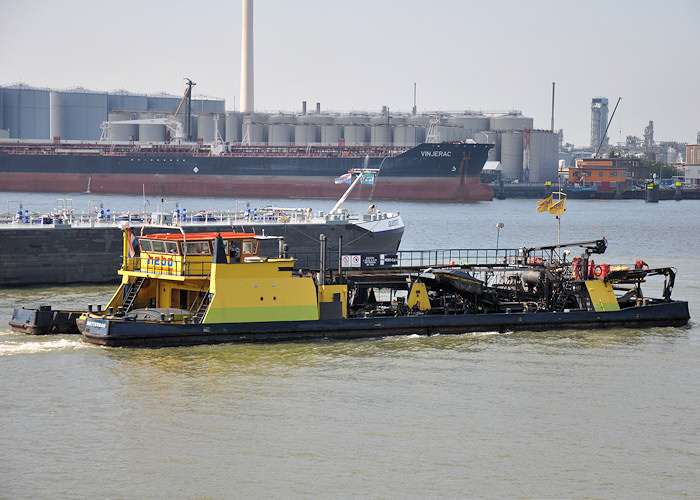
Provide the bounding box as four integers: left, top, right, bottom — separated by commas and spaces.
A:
1, 194, 699, 498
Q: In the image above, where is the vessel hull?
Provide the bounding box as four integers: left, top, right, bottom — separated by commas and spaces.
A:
0, 222, 403, 286
80, 300, 691, 348
0, 142, 494, 201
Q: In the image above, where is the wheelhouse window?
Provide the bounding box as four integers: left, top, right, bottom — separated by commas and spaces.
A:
143, 239, 180, 255
150, 240, 166, 253
242, 240, 259, 255
139, 239, 153, 252
164, 241, 180, 255
184, 241, 211, 255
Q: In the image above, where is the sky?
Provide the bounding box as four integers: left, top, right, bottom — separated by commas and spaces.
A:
2, 0, 699, 147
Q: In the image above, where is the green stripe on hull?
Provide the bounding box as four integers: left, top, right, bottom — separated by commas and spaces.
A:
203, 305, 319, 324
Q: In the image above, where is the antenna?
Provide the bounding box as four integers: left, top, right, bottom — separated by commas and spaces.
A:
412, 82, 417, 116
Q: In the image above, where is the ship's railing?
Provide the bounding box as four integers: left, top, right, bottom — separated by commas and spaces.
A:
289, 247, 551, 271
121, 256, 212, 277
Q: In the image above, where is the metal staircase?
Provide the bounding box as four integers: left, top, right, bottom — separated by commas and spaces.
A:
122, 277, 146, 312
192, 291, 212, 323
553, 281, 575, 312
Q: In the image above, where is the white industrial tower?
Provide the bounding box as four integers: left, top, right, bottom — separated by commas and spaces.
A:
240, 0, 254, 113
590, 97, 609, 151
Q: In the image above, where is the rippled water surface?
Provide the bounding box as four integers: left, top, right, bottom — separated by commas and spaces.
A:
1, 196, 698, 498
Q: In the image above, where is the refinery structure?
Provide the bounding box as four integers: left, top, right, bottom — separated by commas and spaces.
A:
0, 82, 562, 184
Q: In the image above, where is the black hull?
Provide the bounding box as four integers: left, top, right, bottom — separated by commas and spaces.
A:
0, 222, 403, 286
80, 301, 691, 348
0, 142, 494, 201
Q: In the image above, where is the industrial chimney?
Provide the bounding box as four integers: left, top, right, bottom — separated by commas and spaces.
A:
240, 0, 254, 113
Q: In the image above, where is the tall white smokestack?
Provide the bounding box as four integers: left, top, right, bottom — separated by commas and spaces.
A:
240, 0, 254, 113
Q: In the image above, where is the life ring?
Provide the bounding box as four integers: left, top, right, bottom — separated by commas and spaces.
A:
587, 259, 596, 279
593, 265, 603, 277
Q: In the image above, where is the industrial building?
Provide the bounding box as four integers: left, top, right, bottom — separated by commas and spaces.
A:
590, 97, 609, 152
0, 83, 560, 183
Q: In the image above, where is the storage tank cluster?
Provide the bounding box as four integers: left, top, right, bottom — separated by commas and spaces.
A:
0, 84, 224, 141
0, 84, 559, 182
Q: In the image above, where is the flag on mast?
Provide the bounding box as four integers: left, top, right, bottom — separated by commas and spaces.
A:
334, 173, 352, 184
359, 173, 375, 185
537, 195, 553, 212
549, 198, 566, 214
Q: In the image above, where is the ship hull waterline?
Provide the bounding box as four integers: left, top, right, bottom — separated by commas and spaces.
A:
0, 172, 494, 201
80, 300, 690, 348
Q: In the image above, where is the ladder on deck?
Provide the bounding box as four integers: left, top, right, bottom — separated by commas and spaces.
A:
122, 277, 146, 312
553, 280, 574, 312
192, 291, 211, 323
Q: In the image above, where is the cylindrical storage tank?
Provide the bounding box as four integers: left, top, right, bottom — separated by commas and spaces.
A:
321, 125, 343, 144
500, 131, 524, 181
0, 84, 50, 139
107, 112, 138, 141
138, 122, 167, 142
225, 112, 242, 142
407, 115, 432, 127
490, 113, 534, 131
294, 124, 318, 145
298, 114, 333, 126
268, 124, 293, 145
335, 115, 370, 126
476, 131, 501, 161
393, 125, 422, 146
242, 122, 265, 144
191, 98, 225, 114
147, 94, 181, 113
370, 125, 392, 145
197, 114, 217, 142
108, 91, 148, 112
50, 88, 108, 140
528, 130, 560, 183
446, 115, 490, 140
435, 126, 457, 142
343, 125, 367, 145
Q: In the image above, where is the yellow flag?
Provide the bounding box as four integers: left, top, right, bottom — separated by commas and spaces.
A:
537, 195, 553, 212
549, 198, 566, 214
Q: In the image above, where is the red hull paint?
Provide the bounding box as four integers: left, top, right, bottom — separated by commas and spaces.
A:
0, 173, 494, 201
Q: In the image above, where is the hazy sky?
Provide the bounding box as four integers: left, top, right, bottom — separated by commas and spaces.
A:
2, 0, 698, 147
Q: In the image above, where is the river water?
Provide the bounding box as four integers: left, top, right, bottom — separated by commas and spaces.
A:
1, 194, 698, 498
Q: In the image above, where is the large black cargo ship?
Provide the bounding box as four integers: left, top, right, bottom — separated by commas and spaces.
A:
0, 140, 493, 201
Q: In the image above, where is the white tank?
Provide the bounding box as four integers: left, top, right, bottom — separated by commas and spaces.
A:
343, 125, 367, 145
197, 115, 216, 142
321, 125, 343, 144
107, 112, 138, 141
268, 124, 293, 145
50, 88, 108, 140
408, 115, 433, 126
393, 125, 423, 146
475, 131, 501, 161
139, 123, 166, 142
500, 131, 524, 181
294, 124, 317, 145
242, 122, 265, 144
490, 113, 534, 131
528, 130, 560, 183
335, 115, 370, 125
225, 113, 241, 142
370, 125, 392, 145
